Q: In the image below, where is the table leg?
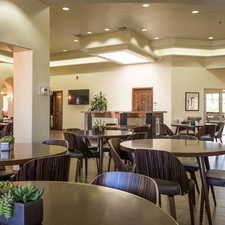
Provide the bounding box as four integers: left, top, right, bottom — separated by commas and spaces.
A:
175, 127, 179, 135
197, 156, 212, 225
98, 138, 104, 174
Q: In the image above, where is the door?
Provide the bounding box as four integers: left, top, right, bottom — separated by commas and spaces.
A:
51, 91, 63, 130
132, 88, 153, 111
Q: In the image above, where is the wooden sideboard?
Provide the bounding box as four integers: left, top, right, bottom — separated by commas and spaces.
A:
83, 111, 167, 137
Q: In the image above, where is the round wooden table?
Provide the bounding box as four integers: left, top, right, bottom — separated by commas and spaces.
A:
16, 181, 178, 225
82, 130, 133, 173
0, 143, 67, 166
120, 138, 225, 225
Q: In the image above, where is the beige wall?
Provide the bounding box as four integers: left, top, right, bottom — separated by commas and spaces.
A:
0, 0, 49, 142
50, 57, 172, 129
171, 56, 225, 122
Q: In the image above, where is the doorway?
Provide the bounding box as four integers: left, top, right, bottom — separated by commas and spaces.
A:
50, 91, 63, 130
132, 88, 153, 111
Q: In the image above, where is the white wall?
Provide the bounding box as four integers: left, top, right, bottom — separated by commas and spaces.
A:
171, 56, 225, 122
50, 57, 172, 129
0, 0, 50, 142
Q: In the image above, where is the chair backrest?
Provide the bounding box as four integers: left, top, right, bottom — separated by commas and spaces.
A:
42, 139, 67, 147
197, 124, 217, 138
64, 132, 78, 152
156, 135, 197, 140
75, 135, 94, 158
135, 149, 190, 194
14, 154, 70, 181
1, 123, 13, 137
160, 123, 174, 136
132, 126, 150, 138
91, 171, 158, 204
108, 139, 129, 171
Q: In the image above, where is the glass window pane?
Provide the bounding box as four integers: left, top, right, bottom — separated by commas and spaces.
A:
222, 93, 225, 113
206, 93, 219, 112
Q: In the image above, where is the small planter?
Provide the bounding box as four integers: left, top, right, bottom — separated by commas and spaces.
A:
0, 199, 43, 225
0, 142, 12, 151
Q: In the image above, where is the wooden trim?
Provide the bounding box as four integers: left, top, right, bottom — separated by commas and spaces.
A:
132, 87, 153, 111
52, 90, 63, 130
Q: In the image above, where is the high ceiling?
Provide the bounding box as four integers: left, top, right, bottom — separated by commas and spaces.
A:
49, 2, 225, 54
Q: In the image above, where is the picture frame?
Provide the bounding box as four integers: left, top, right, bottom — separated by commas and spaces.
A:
185, 92, 199, 111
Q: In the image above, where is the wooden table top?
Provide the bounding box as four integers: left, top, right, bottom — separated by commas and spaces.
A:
82, 130, 133, 139
15, 181, 177, 225
0, 143, 67, 166
120, 139, 225, 157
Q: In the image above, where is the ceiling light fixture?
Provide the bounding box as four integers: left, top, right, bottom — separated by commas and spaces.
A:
141, 28, 148, 32
142, 4, 150, 8
73, 39, 79, 42
50, 57, 108, 67
63, 50, 68, 52
154, 37, 159, 40
208, 36, 214, 40
97, 50, 152, 64
87, 31, 92, 35
62, 7, 70, 11
104, 28, 111, 32
192, 10, 199, 14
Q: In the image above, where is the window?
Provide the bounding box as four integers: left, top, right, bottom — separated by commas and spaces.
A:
206, 93, 219, 113
205, 89, 225, 113
2, 95, 8, 112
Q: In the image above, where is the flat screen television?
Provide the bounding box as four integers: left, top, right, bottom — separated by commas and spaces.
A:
68, 89, 89, 105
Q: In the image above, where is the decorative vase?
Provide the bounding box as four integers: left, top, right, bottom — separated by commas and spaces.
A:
0, 199, 43, 225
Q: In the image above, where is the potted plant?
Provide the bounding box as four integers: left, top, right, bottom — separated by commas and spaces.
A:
90, 92, 107, 112
0, 136, 14, 151
0, 182, 44, 225
92, 120, 105, 135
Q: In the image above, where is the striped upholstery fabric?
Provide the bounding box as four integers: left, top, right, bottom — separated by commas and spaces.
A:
91, 171, 158, 204
135, 149, 190, 195
14, 155, 70, 181
108, 139, 129, 172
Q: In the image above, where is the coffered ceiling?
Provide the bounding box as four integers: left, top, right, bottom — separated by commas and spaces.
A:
48, 2, 225, 54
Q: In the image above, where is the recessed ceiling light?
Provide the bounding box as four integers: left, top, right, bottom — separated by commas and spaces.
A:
87, 31, 92, 35
208, 36, 214, 40
141, 28, 148, 32
104, 28, 111, 32
73, 39, 79, 42
142, 4, 150, 8
192, 10, 199, 14
63, 50, 68, 52
154, 37, 159, 40
62, 7, 70, 11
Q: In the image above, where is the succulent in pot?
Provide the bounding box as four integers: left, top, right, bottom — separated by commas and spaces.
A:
92, 120, 105, 135
0, 136, 14, 151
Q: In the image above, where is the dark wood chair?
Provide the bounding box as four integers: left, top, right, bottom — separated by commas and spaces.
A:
214, 122, 224, 143
135, 149, 195, 225
107, 139, 129, 172
159, 123, 174, 136
0, 122, 13, 138
91, 171, 159, 205
132, 126, 151, 138
13, 154, 70, 181
197, 124, 217, 141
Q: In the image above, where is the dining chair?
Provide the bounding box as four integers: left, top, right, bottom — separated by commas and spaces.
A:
107, 139, 129, 172
42, 139, 67, 147
132, 126, 151, 138
135, 149, 195, 225
155, 135, 200, 194
13, 154, 70, 181
159, 123, 174, 136
197, 124, 217, 142
91, 171, 159, 205
0, 122, 13, 138
214, 122, 224, 143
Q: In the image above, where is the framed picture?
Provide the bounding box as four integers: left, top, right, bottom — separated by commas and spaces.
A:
185, 92, 199, 111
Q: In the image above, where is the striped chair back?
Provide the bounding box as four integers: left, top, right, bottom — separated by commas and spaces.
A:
91, 171, 158, 204
15, 155, 70, 181
135, 149, 190, 194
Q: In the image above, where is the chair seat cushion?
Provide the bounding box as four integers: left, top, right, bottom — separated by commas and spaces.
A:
199, 135, 214, 141
207, 170, 225, 186
155, 179, 181, 195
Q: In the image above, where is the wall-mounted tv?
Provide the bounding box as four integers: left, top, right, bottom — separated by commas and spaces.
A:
68, 89, 89, 105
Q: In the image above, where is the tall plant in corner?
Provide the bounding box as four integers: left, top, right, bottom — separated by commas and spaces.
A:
90, 92, 107, 112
